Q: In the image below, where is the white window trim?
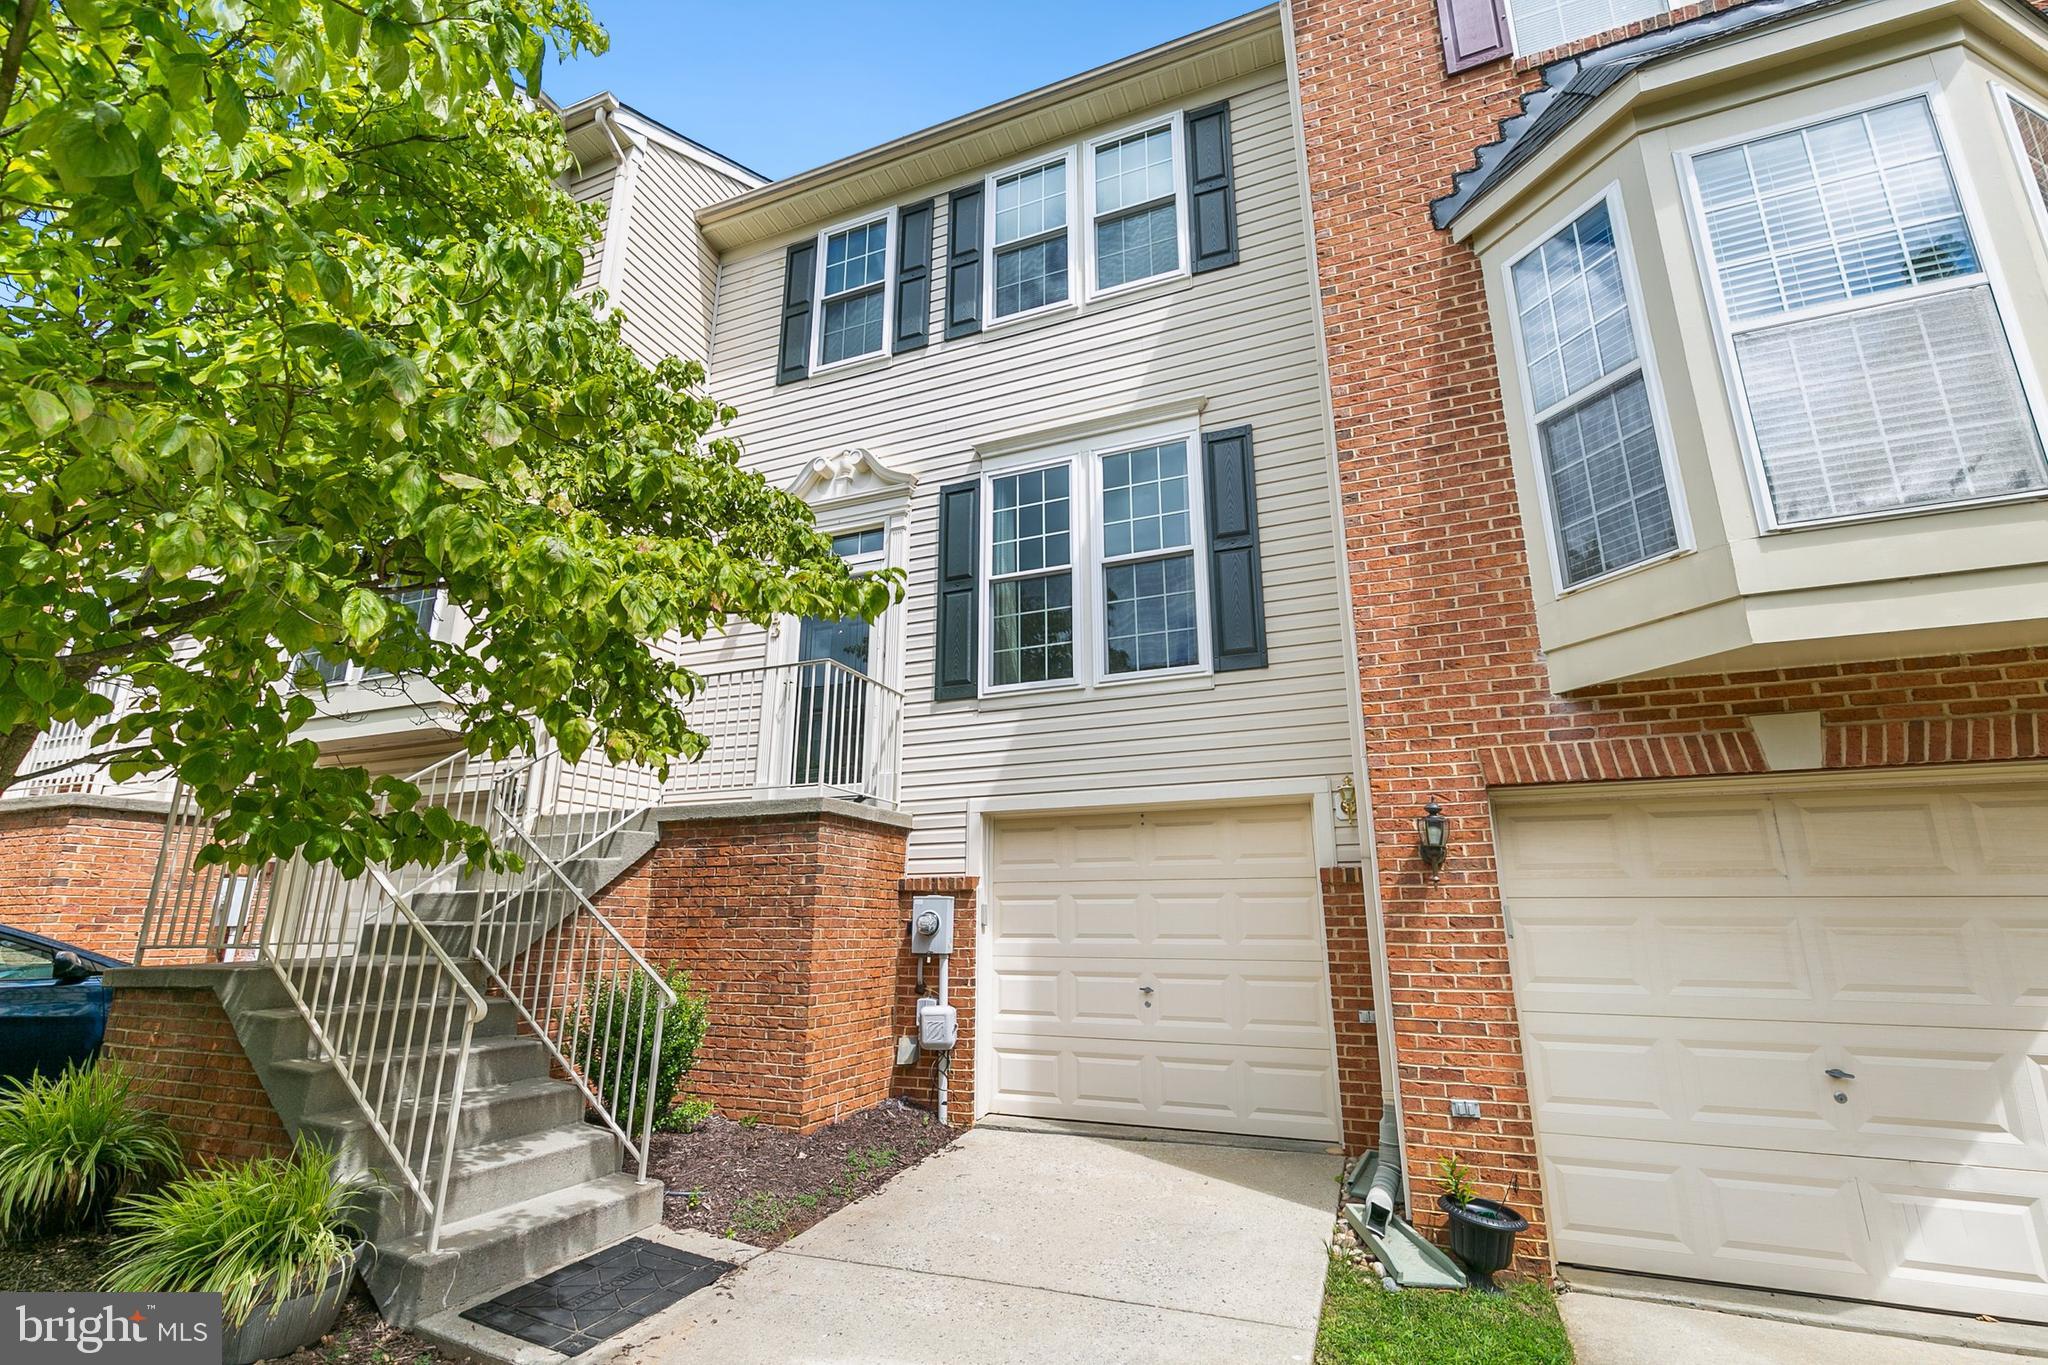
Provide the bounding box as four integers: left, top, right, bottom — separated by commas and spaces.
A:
1992, 80, 2048, 263
1081, 112, 1192, 302
1503, 0, 1676, 58
975, 417, 1212, 698
809, 208, 897, 375
1498, 182, 1693, 598
982, 150, 1082, 329
1673, 82, 2048, 535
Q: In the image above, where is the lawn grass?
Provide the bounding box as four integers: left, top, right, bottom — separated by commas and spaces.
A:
1316, 1253, 1575, 1365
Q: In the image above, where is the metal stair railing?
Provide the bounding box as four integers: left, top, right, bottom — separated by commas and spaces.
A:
466, 752, 675, 1178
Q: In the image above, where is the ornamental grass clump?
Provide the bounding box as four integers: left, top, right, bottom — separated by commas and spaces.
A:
0, 1061, 181, 1240
102, 1143, 363, 1327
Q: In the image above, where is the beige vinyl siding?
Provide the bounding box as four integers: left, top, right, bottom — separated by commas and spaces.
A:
705, 70, 1359, 874
615, 142, 753, 366
566, 161, 617, 294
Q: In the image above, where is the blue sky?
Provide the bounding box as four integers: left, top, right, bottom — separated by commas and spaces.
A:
546, 1, 1258, 180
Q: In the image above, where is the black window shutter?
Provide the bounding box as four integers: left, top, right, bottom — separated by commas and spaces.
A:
1436, 0, 1512, 73
944, 184, 984, 339
1184, 101, 1239, 274
934, 479, 980, 700
894, 199, 934, 354
776, 239, 816, 385
1202, 426, 1266, 671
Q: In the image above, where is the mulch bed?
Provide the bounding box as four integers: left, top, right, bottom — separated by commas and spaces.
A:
647, 1099, 959, 1248
0, 1232, 444, 1365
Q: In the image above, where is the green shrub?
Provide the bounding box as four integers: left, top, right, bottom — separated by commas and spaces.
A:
569, 966, 710, 1135
102, 1143, 362, 1327
0, 1061, 181, 1240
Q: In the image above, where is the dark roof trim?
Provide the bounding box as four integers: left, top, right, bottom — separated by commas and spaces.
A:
613, 100, 770, 184
1431, 0, 2048, 230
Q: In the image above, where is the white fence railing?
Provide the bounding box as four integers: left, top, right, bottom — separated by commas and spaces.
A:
663, 659, 903, 807
6, 679, 177, 802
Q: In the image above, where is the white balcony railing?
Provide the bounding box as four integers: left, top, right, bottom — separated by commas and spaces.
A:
6, 679, 176, 803
663, 659, 903, 808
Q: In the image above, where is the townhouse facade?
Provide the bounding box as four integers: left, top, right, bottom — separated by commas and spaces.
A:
1291, 0, 2048, 1320
5, 0, 2048, 1330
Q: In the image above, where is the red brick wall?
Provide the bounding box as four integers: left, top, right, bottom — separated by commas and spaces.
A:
0, 802, 167, 959
101, 984, 290, 1167
1321, 867, 1382, 1151
1287, 0, 2048, 1270
892, 876, 976, 1124
616, 807, 910, 1132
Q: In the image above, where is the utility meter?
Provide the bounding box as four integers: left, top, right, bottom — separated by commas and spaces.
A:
909, 895, 954, 955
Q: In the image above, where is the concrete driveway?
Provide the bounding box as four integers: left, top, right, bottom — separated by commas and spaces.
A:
1563, 1287, 2048, 1365
602, 1124, 1341, 1365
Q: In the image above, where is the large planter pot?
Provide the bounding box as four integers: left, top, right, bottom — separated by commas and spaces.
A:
220, 1246, 361, 1365
1439, 1195, 1528, 1292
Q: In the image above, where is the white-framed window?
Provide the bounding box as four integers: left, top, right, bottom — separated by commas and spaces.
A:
1506, 0, 1667, 58
978, 421, 1211, 694
1506, 190, 1685, 589
1684, 93, 2048, 529
1996, 84, 2048, 242
295, 587, 443, 687
813, 212, 894, 369
987, 156, 1074, 322
1085, 117, 1188, 296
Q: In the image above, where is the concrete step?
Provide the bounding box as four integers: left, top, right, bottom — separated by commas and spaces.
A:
265, 1033, 552, 1117
362, 1122, 621, 1235
367, 1173, 662, 1327
297, 1076, 587, 1171
238, 997, 522, 1066
357, 915, 485, 958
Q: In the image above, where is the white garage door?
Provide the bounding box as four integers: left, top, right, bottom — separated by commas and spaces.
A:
1497, 771, 2048, 1322
984, 803, 1341, 1141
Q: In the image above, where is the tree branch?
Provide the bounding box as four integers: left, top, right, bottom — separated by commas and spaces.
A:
0, 1, 42, 129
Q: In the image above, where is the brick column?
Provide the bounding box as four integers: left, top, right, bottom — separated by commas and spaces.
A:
101, 977, 290, 1167
0, 798, 170, 959
893, 875, 977, 1125
618, 801, 911, 1132
1321, 867, 1382, 1152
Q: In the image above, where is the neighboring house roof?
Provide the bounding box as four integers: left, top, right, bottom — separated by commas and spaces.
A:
1430, 0, 2048, 230
554, 90, 768, 188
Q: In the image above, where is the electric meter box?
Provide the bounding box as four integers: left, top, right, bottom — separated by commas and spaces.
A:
909, 895, 955, 955
917, 999, 958, 1051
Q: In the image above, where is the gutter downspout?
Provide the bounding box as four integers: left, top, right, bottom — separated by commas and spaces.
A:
1280, 0, 1411, 1216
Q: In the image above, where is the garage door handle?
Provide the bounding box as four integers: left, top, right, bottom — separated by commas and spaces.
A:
1139, 985, 1154, 995
1824, 1068, 1855, 1081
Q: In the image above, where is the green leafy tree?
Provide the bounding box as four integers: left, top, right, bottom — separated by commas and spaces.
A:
0, 1, 894, 872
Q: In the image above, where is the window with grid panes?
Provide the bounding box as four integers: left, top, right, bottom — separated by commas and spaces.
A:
992, 159, 1069, 318
1509, 198, 1681, 586
818, 218, 889, 364
1690, 97, 2048, 525
1099, 442, 1198, 673
1092, 125, 1180, 291
988, 465, 1075, 685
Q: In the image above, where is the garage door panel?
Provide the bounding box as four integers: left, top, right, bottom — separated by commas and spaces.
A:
988, 962, 1333, 1050
1501, 774, 2048, 1322
988, 1035, 1340, 1142
1542, 1133, 2048, 1320
1525, 1012, 2048, 1170
1510, 898, 2041, 1029
986, 804, 1340, 1142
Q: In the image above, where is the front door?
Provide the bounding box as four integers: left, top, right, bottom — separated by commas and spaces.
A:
789, 528, 886, 790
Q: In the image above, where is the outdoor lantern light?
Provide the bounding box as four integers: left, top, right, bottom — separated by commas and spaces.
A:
1417, 798, 1449, 878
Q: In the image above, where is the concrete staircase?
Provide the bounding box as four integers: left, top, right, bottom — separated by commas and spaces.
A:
220, 813, 666, 1326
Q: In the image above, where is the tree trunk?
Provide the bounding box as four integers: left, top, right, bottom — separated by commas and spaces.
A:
0, 720, 41, 793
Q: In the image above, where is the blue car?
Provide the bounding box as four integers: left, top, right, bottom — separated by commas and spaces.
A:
0, 925, 123, 1086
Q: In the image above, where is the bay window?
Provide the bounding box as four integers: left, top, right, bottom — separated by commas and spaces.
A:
1687, 95, 2048, 527
1508, 194, 1683, 588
